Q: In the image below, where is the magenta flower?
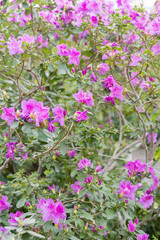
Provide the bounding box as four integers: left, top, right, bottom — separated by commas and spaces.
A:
125, 159, 146, 177
19, 11, 31, 27
68, 47, 81, 66
90, 14, 99, 27
147, 132, 157, 143
138, 193, 154, 209
52, 105, 66, 126
98, 63, 110, 75
78, 158, 91, 170
1, 107, 17, 126
73, 90, 94, 106
130, 54, 142, 67
128, 220, 136, 232
21, 34, 35, 44
37, 198, 66, 224
103, 75, 115, 91
0, 226, 9, 238
71, 181, 84, 193
90, 73, 97, 82
117, 180, 138, 201
111, 83, 124, 101
75, 110, 89, 122
36, 34, 48, 48
137, 233, 149, 240
0, 196, 10, 213
95, 165, 102, 172
85, 175, 93, 184
26, 201, 30, 206
7, 35, 24, 55
69, 150, 76, 157
47, 118, 56, 133
73, 90, 86, 103
104, 95, 115, 105
8, 211, 25, 226
57, 43, 69, 56
48, 184, 55, 192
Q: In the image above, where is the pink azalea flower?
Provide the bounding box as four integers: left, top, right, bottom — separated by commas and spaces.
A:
147, 132, 157, 143
125, 159, 146, 176
130, 54, 142, 67
48, 184, 55, 193
8, 211, 25, 226
138, 193, 154, 209
104, 95, 115, 105
85, 175, 93, 183
90, 14, 99, 27
52, 105, 66, 126
95, 165, 102, 172
77, 158, 91, 170
0, 196, 11, 213
36, 34, 48, 48
1, 107, 17, 126
0, 226, 9, 238
149, 76, 155, 82
90, 73, 97, 82
103, 75, 115, 91
73, 90, 94, 106
57, 43, 69, 56
111, 83, 124, 101
7, 35, 24, 55
68, 47, 81, 66
117, 180, 138, 201
20, 34, 35, 44
69, 150, 76, 157
98, 63, 110, 75
151, 42, 160, 54
137, 233, 149, 240
131, 72, 140, 87
19, 11, 31, 27
7, 13, 19, 22
75, 110, 89, 122
37, 198, 66, 224
71, 181, 84, 193
128, 220, 136, 232
150, 175, 159, 191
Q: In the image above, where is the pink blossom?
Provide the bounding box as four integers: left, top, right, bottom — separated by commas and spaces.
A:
111, 83, 124, 101
68, 47, 81, 66
26, 201, 30, 206
134, 218, 139, 224
125, 159, 146, 176
1, 107, 17, 126
73, 90, 94, 106
0, 196, 11, 213
71, 181, 84, 193
150, 175, 159, 191
147, 132, 157, 143
36, 34, 48, 48
77, 158, 91, 170
151, 42, 160, 54
75, 110, 89, 122
137, 233, 149, 240
146, 17, 160, 35
57, 43, 69, 56
130, 54, 142, 66
90, 14, 99, 27
19, 11, 31, 27
52, 105, 66, 126
7, 13, 19, 22
128, 220, 136, 232
0, 226, 9, 238
104, 95, 115, 105
69, 150, 76, 157
103, 75, 115, 91
20, 34, 35, 44
138, 193, 154, 209
117, 180, 138, 201
90, 73, 97, 82
98, 63, 110, 75
85, 175, 93, 183
48, 184, 55, 192
95, 165, 102, 172
131, 72, 140, 87
7, 35, 24, 55
37, 198, 66, 224
139, 80, 151, 92
8, 211, 25, 226
48, 119, 56, 133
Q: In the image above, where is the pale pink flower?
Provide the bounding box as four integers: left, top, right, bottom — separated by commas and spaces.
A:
0, 196, 11, 213
138, 193, 154, 209
7, 35, 24, 55
71, 181, 84, 193
147, 132, 157, 143
1, 107, 17, 126
117, 180, 138, 201
52, 105, 66, 126
75, 110, 89, 122
77, 158, 91, 170
68, 47, 81, 66
57, 43, 69, 56
8, 211, 25, 226
137, 233, 149, 240
98, 63, 110, 75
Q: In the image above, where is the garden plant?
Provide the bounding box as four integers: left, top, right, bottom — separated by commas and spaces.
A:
0, 0, 160, 239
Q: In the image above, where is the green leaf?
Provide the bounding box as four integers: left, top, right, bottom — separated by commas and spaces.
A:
106, 209, 117, 219
80, 211, 93, 220
69, 236, 80, 240
43, 222, 52, 232
10, 121, 19, 129
60, 141, 67, 155
22, 124, 32, 133
78, 188, 88, 198
27, 231, 45, 239
48, 64, 54, 72
16, 198, 26, 208
58, 62, 68, 75
71, 167, 77, 177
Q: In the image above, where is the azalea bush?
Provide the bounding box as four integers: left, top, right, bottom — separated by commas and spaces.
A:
0, 0, 160, 239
